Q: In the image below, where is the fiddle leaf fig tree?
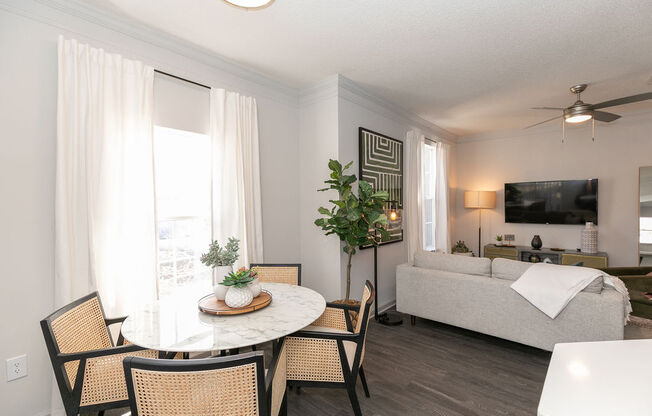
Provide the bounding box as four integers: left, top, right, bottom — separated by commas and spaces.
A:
315, 159, 390, 302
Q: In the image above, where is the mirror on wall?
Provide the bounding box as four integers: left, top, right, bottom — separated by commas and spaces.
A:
639, 167, 652, 265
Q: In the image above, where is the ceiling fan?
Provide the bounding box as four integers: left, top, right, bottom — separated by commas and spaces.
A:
526, 84, 652, 140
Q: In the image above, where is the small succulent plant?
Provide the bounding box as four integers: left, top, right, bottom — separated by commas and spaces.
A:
221, 266, 259, 288
496, 235, 503, 242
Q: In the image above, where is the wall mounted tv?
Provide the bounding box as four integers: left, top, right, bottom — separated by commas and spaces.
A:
504, 179, 598, 225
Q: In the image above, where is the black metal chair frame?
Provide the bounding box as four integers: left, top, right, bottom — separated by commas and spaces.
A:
123, 339, 288, 416
40, 291, 159, 416
287, 281, 375, 416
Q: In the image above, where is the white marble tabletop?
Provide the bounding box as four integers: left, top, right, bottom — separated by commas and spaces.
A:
121, 283, 326, 352
538, 339, 652, 416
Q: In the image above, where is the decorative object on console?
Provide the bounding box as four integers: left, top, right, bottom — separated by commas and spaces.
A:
531, 235, 543, 250
464, 190, 496, 257
503, 234, 515, 246
581, 222, 598, 254
453, 240, 471, 255
529, 253, 541, 263
359, 128, 404, 245
495, 235, 503, 246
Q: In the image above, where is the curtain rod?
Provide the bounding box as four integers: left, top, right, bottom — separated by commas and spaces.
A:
424, 136, 438, 144
154, 69, 211, 90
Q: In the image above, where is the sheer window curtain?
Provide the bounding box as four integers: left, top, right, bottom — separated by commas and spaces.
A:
405, 130, 451, 261
210, 88, 264, 268
405, 130, 424, 262
54, 36, 157, 414
434, 141, 451, 253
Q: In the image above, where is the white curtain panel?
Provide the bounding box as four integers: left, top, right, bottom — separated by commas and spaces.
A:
210, 88, 264, 268
434, 141, 451, 253
55, 36, 157, 317
404, 130, 424, 262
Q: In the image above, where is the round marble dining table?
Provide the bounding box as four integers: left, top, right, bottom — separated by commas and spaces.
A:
121, 283, 326, 353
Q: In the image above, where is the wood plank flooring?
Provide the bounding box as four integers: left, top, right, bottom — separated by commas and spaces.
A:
105, 312, 552, 416
286, 313, 551, 416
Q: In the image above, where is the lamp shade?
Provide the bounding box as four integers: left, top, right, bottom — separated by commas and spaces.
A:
464, 190, 496, 209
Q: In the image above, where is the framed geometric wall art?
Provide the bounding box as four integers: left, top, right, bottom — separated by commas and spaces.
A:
359, 127, 404, 247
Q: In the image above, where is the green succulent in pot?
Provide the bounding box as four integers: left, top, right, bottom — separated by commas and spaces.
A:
221, 266, 259, 288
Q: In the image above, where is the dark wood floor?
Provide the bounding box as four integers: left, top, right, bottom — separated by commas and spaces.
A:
105, 312, 551, 416
287, 313, 551, 416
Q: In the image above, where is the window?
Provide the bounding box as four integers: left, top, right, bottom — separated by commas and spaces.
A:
422, 142, 436, 251
640, 217, 652, 244
154, 126, 212, 297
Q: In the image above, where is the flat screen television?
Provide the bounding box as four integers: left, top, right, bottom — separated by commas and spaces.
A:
504, 179, 598, 225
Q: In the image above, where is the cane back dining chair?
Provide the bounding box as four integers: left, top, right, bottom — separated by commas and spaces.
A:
285, 280, 375, 416
40, 292, 159, 416
250, 263, 301, 285
123, 339, 288, 416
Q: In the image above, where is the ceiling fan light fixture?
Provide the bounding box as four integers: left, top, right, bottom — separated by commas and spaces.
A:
222, 0, 274, 10
564, 113, 593, 124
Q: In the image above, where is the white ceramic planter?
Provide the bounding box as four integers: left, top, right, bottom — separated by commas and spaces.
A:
213, 283, 230, 301
213, 265, 233, 300
248, 278, 262, 297
225, 286, 253, 308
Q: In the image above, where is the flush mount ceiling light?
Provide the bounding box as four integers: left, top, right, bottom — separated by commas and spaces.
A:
223, 0, 275, 10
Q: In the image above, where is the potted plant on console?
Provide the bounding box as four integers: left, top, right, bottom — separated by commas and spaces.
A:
453, 240, 472, 256
315, 159, 389, 307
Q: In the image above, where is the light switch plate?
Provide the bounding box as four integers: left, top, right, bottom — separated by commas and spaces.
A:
6, 355, 27, 381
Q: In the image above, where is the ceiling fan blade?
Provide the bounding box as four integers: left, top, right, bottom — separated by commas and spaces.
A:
524, 115, 562, 129
593, 111, 621, 122
531, 107, 565, 110
591, 92, 652, 109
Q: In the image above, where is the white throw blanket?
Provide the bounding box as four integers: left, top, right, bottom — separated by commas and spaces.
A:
511, 263, 631, 322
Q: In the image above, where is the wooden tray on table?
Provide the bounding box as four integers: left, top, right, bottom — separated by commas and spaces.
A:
198, 290, 272, 316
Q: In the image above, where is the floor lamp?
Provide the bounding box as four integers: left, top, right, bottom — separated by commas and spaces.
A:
464, 191, 496, 257
374, 202, 403, 326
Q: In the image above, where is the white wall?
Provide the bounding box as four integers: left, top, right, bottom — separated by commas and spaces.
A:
453, 112, 652, 266
0, 1, 300, 415
298, 79, 342, 300
297, 75, 457, 309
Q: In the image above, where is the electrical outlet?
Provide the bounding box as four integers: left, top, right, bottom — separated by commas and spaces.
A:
6, 355, 27, 382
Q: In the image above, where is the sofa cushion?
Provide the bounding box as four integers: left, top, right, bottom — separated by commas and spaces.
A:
492, 258, 603, 293
414, 251, 491, 277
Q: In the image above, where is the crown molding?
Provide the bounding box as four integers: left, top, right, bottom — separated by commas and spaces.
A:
299, 75, 339, 107
457, 107, 652, 144
336, 75, 457, 143
1, 0, 299, 107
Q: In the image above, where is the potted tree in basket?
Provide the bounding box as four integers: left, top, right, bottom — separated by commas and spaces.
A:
315, 159, 389, 305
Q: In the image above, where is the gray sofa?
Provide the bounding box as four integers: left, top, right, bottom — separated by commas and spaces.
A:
396, 251, 625, 351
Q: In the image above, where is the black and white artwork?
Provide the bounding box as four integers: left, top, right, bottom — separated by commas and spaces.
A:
359, 127, 403, 246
